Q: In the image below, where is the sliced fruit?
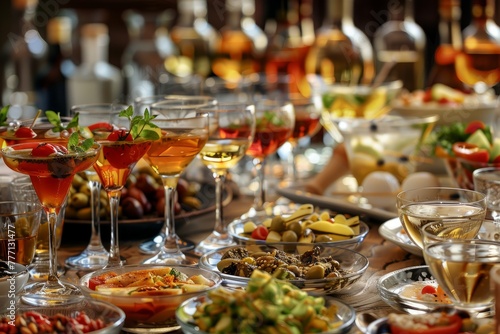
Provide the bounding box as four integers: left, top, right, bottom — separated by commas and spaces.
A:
466, 129, 491, 150
464, 121, 486, 135
489, 138, 500, 162
15, 126, 36, 138
430, 83, 465, 103
243, 221, 257, 234
352, 144, 382, 159
308, 221, 355, 236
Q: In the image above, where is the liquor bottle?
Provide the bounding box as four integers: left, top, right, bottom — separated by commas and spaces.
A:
373, 0, 426, 92
455, 0, 500, 93
35, 16, 75, 116
122, 10, 175, 100
2, 0, 47, 119
427, 0, 466, 90
67, 23, 123, 106
305, 0, 374, 85
264, 0, 311, 97
212, 0, 267, 82
167, 0, 218, 79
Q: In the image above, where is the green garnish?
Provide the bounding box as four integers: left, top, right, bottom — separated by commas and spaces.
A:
0, 105, 10, 126
45, 110, 79, 133
119, 106, 160, 140
256, 110, 285, 129
68, 132, 94, 153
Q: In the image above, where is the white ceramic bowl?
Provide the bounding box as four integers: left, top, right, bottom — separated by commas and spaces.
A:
0, 261, 29, 310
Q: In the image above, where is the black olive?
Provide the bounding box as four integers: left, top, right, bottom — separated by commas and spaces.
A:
376, 159, 385, 166
369, 122, 378, 132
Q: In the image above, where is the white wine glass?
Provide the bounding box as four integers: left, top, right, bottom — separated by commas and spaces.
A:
142, 100, 209, 264
134, 95, 216, 255
195, 102, 255, 255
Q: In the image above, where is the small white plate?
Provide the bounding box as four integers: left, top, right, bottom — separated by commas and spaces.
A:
378, 218, 422, 256
379, 218, 499, 257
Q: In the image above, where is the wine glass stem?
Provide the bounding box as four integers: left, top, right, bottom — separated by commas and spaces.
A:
106, 190, 121, 267
288, 143, 298, 181
160, 175, 180, 251
87, 179, 104, 250
213, 172, 226, 236
253, 158, 266, 211
46, 209, 63, 288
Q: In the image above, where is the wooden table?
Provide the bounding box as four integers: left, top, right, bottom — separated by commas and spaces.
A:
57, 194, 425, 333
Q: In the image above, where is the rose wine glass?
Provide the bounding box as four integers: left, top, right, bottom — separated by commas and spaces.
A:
195, 102, 256, 255
1, 137, 100, 305
244, 98, 295, 218
65, 103, 127, 270
142, 100, 209, 264
92, 108, 156, 268
134, 95, 216, 255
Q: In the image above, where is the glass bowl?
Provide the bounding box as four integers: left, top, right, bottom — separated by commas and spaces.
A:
228, 216, 369, 251
377, 265, 455, 315
79, 264, 222, 333
176, 294, 356, 334
198, 245, 369, 295
334, 114, 439, 185
443, 156, 500, 190
0, 297, 125, 333
0, 261, 29, 309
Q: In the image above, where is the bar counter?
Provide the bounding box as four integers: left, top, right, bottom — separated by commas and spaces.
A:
58, 194, 425, 334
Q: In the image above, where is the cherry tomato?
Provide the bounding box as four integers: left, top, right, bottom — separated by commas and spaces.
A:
31, 143, 67, 157
452, 142, 489, 163
88, 277, 106, 290
464, 120, 486, 135
107, 129, 133, 141
251, 226, 269, 240
390, 314, 462, 334
421, 285, 437, 295
14, 126, 36, 138
422, 89, 432, 102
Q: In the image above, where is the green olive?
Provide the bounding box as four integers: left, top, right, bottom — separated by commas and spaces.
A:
315, 234, 333, 243
287, 221, 302, 237
269, 216, 286, 232
305, 264, 325, 279
282, 230, 298, 243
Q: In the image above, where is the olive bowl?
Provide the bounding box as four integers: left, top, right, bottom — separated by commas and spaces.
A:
198, 245, 369, 296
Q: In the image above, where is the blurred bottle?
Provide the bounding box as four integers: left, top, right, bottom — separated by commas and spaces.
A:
166, 0, 217, 79
373, 0, 426, 92
264, 0, 312, 97
427, 0, 466, 90
122, 10, 175, 101
67, 24, 123, 106
212, 0, 267, 82
305, 0, 374, 85
35, 16, 75, 116
2, 0, 47, 120
455, 0, 500, 93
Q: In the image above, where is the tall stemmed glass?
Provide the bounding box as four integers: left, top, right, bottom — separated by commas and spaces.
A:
244, 99, 295, 218
92, 108, 156, 268
65, 104, 127, 270
135, 95, 216, 255
1, 138, 100, 305
142, 101, 209, 264
195, 102, 256, 255
284, 96, 321, 184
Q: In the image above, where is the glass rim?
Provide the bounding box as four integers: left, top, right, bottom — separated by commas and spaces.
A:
396, 186, 486, 204
70, 103, 128, 114
1, 141, 101, 158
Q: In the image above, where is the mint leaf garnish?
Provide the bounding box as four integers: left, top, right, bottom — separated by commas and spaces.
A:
68, 132, 94, 153
119, 106, 160, 140
45, 110, 79, 133
0, 105, 10, 126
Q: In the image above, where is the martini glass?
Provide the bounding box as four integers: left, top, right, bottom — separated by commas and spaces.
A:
93, 136, 153, 268
1, 141, 100, 305
244, 98, 295, 218
135, 95, 216, 255
142, 101, 209, 264
194, 102, 256, 255
65, 103, 127, 270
